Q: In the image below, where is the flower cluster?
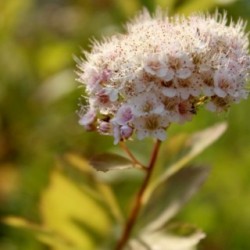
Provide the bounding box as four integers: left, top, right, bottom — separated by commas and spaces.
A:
77, 9, 250, 144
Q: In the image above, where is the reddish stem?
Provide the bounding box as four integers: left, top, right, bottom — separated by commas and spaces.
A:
119, 141, 146, 170
115, 140, 162, 250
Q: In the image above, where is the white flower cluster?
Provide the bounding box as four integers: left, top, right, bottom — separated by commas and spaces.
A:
77, 9, 250, 144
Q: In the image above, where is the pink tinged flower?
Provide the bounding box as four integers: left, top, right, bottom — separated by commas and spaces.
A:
143, 55, 168, 78
176, 74, 203, 100
95, 88, 118, 106
205, 96, 231, 112
163, 97, 195, 124
161, 80, 178, 97
114, 105, 134, 125
199, 63, 212, 73
102, 68, 112, 82
205, 101, 217, 112
177, 100, 196, 123
234, 87, 249, 100
121, 77, 147, 97
113, 124, 121, 145
112, 123, 133, 144
77, 9, 250, 141
130, 92, 164, 116
104, 88, 119, 102
84, 66, 111, 93
167, 52, 194, 80
163, 71, 175, 82
162, 97, 180, 123
202, 72, 215, 97
79, 109, 96, 131
134, 114, 169, 141
133, 78, 148, 93
120, 125, 133, 139
176, 68, 192, 79
84, 66, 102, 92
175, 78, 190, 100
96, 90, 110, 104
213, 70, 236, 98
79, 109, 96, 126
98, 121, 111, 134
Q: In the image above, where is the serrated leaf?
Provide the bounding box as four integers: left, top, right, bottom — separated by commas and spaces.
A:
137, 166, 210, 232
89, 153, 133, 172
128, 223, 205, 250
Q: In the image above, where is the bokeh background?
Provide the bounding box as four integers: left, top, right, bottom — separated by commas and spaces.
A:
1, 0, 250, 249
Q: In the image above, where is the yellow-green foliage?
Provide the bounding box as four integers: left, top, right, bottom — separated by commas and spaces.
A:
1, 0, 250, 249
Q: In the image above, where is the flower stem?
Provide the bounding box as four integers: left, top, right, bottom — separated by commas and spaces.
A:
115, 139, 162, 250
119, 141, 147, 171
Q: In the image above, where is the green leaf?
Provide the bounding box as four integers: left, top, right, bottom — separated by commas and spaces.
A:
136, 123, 227, 232
40, 169, 112, 250
3, 154, 124, 250
128, 223, 205, 250
59, 153, 124, 224
176, 0, 238, 14
186, 122, 227, 158
156, 0, 176, 12
2, 216, 49, 233
2, 217, 80, 250
154, 122, 227, 187
137, 166, 210, 232
176, 0, 218, 14
139, 0, 156, 12
89, 153, 133, 172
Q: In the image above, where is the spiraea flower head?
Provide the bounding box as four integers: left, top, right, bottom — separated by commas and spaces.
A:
77, 8, 250, 144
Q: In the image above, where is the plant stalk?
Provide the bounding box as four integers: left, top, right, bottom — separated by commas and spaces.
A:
115, 139, 162, 250
119, 141, 147, 170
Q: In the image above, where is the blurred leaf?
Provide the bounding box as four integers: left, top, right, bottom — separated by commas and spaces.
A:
176, 0, 238, 14
185, 122, 227, 157
61, 153, 95, 174
96, 183, 124, 223
176, 0, 218, 14
34, 70, 76, 105
154, 122, 227, 186
137, 165, 209, 232
128, 223, 205, 250
2, 217, 79, 250
40, 169, 112, 250
57, 153, 96, 191
60, 153, 124, 223
0, 0, 32, 35
139, 0, 156, 12
3, 217, 48, 233
3, 156, 123, 250
115, 0, 140, 17
89, 153, 133, 172
155, 0, 176, 12
216, 0, 237, 4
157, 133, 189, 170
36, 42, 74, 77
0, 163, 19, 201
136, 123, 226, 232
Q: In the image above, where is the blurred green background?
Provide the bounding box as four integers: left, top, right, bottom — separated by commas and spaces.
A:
0, 0, 250, 249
